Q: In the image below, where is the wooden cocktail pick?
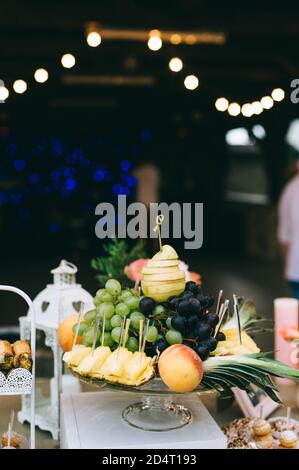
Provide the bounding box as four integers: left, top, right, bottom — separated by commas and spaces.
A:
92, 314, 101, 354
122, 319, 131, 348
141, 319, 150, 354
72, 301, 85, 351
139, 319, 144, 353
286, 406, 291, 428
153, 214, 165, 251
216, 289, 223, 315
233, 294, 242, 345
214, 299, 229, 338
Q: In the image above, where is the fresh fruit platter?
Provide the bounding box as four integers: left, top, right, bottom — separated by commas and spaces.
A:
61, 241, 299, 401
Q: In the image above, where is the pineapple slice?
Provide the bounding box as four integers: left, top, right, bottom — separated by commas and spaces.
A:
212, 328, 260, 356
75, 346, 111, 376
93, 347, 133, 378
123, 352, 153, 381
63, 345, 92, 367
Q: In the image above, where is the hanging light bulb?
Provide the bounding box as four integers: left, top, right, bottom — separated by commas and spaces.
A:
13, 80, 27, 94
184, 75, 199, 90
169, 57, 183, 72
251, 101, 263, 115
147, 30, 162, 51
170, 34, 182, 45
61, 53, 76, 69
34, 68, 48, 83
260, 96, 274, 109
0, 85, 9, 101
215, 97, 229, 112
241, 103, 254, 117
271, 88, 285, 102
228, 102, 241, 116
87, 31, 102, 47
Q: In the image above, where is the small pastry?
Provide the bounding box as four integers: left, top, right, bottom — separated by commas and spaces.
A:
279, 430, 298, 449
253, 433, 274, 449
253, 419, 272, 437
1, 431, 21, 449
2, 446, 16, 449
12, 340, 32, 370
0, 341, 14, 372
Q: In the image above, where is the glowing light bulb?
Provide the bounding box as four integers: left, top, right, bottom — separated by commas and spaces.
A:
185, 34, 196, 45
215, 97, 229, 112
169, 57, 183, 72
147, 30, 162, 51
87, 31, 102, 47
228, 102, 241, 116
260, 96, 274, 109
13, 80, 27, 94
170, 34, 182, 45
0, 86, 9, 101
251, 101, 263, 115
34, 68, 48, 83
184, 74, 199, 90
241, 103, 253, 117
271, 88, 285, 102
61, 53, 76, 69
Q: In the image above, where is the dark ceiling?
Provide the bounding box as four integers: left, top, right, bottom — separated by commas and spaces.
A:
1, 1, 299, 127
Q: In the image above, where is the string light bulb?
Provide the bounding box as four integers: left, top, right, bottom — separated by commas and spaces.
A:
228, 102, 241, 116
169, 57, 183, 72
87, 31, 102, 47
241, 103, 253, 117
260, 96, 274, 109
0, 86, 9, 101
147, 30, 162, 51
34, 68, 48, 83
215, 97, 229, 112
184, 74, 199, 90
251, 101, 263, 115
61, 53, 76, 69
170, 34, 182, 45
13, 80, 27, 94
271, 88, 285, 102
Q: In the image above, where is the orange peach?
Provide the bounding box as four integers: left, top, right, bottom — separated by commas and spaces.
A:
158, 344, 203, 393
58, 313, 83, 352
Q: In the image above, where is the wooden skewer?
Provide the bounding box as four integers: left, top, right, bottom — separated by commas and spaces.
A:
91, 315, 101, 354
7, 423, 11, 448
214, 300, 229, 337
139, 319, 144, 353
259, 404, 264, 419
216, 289, 223, 315
101, 314, 106, 348
287, 406, 291, 429
122, 319, 131, 348
233, 294, 242, 345
117, 317, 126, 358
141, 319, 150, 354
72, 302, 85, 351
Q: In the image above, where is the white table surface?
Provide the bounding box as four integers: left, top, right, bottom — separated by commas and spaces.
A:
60, 391, 227, 449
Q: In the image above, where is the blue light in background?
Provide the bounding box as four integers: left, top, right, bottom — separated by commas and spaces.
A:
13, 159, 26, 171
11, 192, 23, 204
28, 173, 40, 184
140, 128, 152, 141
93, 170, 105, 182
7, 143, 17, 157
51, 139, 63, 156
50, 170, 62, 181
120, 160, 132, 172
48, 223, 61, 233
0, 192, 7, 205
64, 178, 77, 191
113, 184, 130, 196
122, 175, 137, 187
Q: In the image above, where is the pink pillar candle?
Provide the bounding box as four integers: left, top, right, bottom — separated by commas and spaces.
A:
274, 298, 299, 384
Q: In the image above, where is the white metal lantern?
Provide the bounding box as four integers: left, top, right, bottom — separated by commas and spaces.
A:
19, 260, 94, 440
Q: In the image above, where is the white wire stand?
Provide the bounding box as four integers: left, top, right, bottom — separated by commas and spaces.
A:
0, 285, 36, 449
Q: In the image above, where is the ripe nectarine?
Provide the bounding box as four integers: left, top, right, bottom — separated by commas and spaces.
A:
58, 313, 83, 352
158, 344, 203, 393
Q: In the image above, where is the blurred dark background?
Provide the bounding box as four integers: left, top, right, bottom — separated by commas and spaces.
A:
0, 0, 299, 340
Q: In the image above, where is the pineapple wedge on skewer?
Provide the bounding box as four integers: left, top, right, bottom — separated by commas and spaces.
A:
63, 345, 91, 367
122, 351, 155, 386
92, 347, 133, 379
75, 346, 111, 376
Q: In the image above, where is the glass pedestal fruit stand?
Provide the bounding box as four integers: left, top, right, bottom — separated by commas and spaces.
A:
71, 371, 216, 432
0, 285, 36, 449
